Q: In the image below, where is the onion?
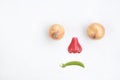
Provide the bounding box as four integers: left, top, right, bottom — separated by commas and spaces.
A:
49, 24, 65, 40
87, 23, 105, 40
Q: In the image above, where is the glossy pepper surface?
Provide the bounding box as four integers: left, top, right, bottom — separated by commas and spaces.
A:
68, 37, 82, 53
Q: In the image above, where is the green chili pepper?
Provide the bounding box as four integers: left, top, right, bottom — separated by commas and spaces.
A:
61, 61, 85, 68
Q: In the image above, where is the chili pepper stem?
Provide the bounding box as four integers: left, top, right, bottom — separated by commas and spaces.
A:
61, 64, 65, 68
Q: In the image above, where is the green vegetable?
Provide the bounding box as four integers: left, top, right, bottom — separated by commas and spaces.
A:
61, 61, 85, 68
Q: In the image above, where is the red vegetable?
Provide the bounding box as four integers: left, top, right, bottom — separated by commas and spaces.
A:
68, 37, 82, 53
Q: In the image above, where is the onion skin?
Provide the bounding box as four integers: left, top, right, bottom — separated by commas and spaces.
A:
49, 24, 65, 40
87, 23, 105, 40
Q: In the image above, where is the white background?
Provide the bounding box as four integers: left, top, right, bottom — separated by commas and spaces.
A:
0, 0, 120, 80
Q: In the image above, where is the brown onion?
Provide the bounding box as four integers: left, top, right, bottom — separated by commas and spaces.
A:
49, 24, 65, 40
87, 23, 105, 40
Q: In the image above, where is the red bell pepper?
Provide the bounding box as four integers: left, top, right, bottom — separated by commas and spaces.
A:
68, 37, 82, 53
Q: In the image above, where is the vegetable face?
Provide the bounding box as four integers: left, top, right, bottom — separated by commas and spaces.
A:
61, 61, 85, 68
87, 23, 105, 40
68, 37, 82, 53
49, 24, 65, 40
